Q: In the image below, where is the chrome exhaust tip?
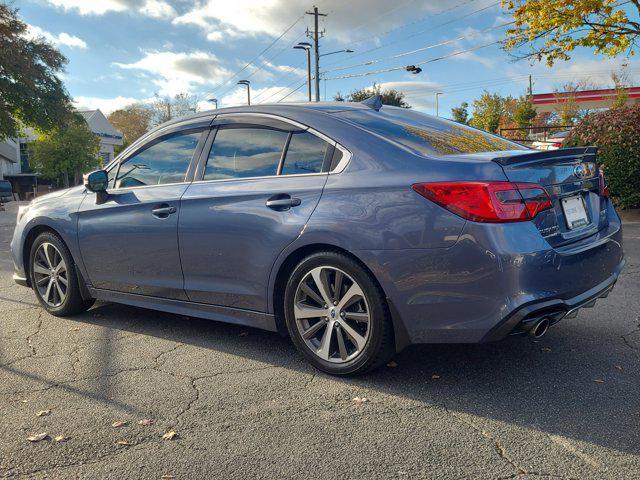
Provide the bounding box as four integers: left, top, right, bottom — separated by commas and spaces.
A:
528, 317, 550, 339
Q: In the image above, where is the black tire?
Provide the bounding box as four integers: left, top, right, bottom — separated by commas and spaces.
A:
284, 250, 394, 375
28, 231, 94, 317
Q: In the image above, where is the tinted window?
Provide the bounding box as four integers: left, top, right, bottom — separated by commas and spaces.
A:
338, 107, 526, 156
115, 131, 201, 188
281, 131, 329, 175
204, 127, 288, 180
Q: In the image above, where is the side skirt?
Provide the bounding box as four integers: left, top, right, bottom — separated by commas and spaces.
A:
88, 287, 278, 332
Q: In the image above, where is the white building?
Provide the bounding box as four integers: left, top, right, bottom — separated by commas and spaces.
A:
0, 110, 122, 199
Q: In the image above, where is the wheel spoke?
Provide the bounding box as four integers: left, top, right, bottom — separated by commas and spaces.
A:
33, 263, 50, 275
333, 271, 343, 302
301, 320, 327, 340
44, 279, 54, 304
43, 244, 54, 269
58, 274, 68, 287
316, 321, 334, 360
300, 282, 324, 306
337, 283, 364, 311
54, 281, 65, 303
338, 319, 367, 351
36, 276, 50, 286
310, 268, 333, 307
294, 304, 326, 320
344, 311, 369, 323
336, 326, 348, 360
54, 260, 65, 274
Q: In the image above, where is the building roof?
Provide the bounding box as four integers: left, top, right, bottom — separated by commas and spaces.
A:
77, 109, 123, 145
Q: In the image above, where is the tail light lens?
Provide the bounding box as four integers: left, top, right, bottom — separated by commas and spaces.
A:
599, 168, 610, 198
412, 181, 552, 223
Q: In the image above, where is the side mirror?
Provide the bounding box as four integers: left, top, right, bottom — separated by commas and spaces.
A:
83, 170, 109, 204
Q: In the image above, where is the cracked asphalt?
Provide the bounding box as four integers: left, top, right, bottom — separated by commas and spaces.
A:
0, 201, 639, 479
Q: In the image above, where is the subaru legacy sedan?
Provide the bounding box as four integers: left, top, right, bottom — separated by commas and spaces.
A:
11, 98, 624, 375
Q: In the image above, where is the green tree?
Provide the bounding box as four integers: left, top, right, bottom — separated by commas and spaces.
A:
502, 0, 640, 66
0, 4, 71, 140
108, 103, 152, 154
451, 102, 469, 124
334, 83, 410, 108
610, 70, 630, 109
469, 91, 505, 133
513, 96, 537, 128
29, 114, 100, 188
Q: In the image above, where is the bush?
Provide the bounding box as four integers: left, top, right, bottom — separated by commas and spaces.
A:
564, 104, 640, 209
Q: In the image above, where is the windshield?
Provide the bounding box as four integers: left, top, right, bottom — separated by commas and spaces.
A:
335, 107, 527, 156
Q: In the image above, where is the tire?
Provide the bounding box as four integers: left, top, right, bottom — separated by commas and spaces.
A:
28, 231, 94, 317
284, 250, 394, 375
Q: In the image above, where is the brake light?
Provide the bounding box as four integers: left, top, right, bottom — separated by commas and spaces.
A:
598, 169, 610, 198
412, 181, 552, 223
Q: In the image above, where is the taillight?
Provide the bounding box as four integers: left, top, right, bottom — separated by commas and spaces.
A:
599, 169, 610, 198
412, 181, 552, 223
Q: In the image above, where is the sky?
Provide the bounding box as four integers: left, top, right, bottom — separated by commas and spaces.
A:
15, 0, 640, 117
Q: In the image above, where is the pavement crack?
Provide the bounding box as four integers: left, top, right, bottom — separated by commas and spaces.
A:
26, 310, 44, 357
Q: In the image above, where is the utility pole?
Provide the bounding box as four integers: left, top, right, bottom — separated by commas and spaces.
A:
528, 75, 533, 97
306, 6, 326, 102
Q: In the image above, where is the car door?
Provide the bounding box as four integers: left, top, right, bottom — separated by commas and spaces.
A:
77, 125, 209, 300
179, 114, 336, 311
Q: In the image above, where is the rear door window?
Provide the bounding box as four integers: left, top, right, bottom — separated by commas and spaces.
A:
280, 131, 330, 175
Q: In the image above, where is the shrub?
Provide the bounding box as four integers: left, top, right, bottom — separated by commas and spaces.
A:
564, 104, 640, 209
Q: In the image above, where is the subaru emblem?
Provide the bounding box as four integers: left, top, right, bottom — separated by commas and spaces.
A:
573, 162, 595, 179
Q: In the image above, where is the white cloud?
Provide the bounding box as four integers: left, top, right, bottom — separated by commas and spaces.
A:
221, 85, 307, 107
26, 24, 88, 49
114, 50, 233, 96
42, 0, 176, 18
73, 95, 144, 113
174, 0, 457, 42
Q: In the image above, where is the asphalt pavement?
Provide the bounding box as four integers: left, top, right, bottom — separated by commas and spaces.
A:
0, 201, 638, 479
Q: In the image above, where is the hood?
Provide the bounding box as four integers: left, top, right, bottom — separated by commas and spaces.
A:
31, 185, 85, 205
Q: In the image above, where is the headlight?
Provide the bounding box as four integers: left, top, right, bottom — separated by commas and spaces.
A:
17, 204, 30, 223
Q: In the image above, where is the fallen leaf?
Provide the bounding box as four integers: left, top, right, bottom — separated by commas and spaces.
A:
54, 435, 68, 442
162, 431, 177, 440
161, 475, 175, 479
615, 365, 623, 371
239, 332, 249, 337
594, 379, 605, 384
352, 396, 369, 406
541, 347, 552, 352
116, 440, 131, 446
27, 433, 48, 442
69, 327, 80, 332
111, 421, 127, 428
36, 410, 51, 417
431, 374, 441, 380
138, 419, 154, 426
386, 361, 398, 368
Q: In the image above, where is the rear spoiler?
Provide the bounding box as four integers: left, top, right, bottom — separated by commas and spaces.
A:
491, 146, 597, 166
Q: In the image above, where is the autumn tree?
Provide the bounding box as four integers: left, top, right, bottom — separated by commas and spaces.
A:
469, 91, 505, 133
502, 0, 640, 66
0, 4, 72, 139
29, 114, 100, 188
149, 93, 200, 126
611, 70, 631, 109
451, 102, 469, 124
108, 104, 152, 153
334, 83, 410, 108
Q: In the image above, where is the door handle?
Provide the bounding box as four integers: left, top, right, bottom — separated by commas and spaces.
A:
266, 194, 301, 211
151, 204, 177, 218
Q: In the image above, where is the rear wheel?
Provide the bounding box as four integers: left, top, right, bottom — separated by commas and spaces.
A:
284, 251, 394, 375
29, 232, 94, 316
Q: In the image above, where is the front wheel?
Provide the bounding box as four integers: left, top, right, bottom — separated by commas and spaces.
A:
284, 251, 394, 375
29, 232, 94, 316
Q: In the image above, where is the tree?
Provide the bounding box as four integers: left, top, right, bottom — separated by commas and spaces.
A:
451, 102, 469, 124
513, 95, 537, 128
469, 91, 505, 133
611, 69, 631, 109
551, 81, 596, 125
108, 104, 152, 153
0, 4, 72, 140
29, 114, 100, 188
502, 0, 640, 66
334, 83, 410, 108
149, 93, 199, 126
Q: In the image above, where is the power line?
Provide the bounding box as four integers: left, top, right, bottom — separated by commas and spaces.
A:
321, 21, 514, 75
276, 81, 307, 103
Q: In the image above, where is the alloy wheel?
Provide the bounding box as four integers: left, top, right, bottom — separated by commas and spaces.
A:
293, 266, 371, 363
33, 242, 68, 307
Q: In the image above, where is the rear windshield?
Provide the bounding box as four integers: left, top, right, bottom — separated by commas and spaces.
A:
336, 107, 527, 156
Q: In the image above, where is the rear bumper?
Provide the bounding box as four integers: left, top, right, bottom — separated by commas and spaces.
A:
356, 207, 624, 346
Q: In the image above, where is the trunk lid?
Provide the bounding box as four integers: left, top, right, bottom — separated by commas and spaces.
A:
491, 147, 606, 247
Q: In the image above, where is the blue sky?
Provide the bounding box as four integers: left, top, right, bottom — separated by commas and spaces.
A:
16, 0, 640, 116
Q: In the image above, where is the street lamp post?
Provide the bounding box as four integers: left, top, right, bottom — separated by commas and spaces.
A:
207, 98, 218, 109
237, 80, 251, 106
293, 42, 312, 102
435, 92, 443, 117
317, 48, 353, 102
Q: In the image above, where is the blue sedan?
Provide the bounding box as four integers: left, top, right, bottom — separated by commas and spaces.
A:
10, 97, 624, 375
